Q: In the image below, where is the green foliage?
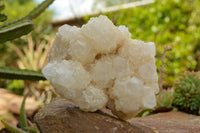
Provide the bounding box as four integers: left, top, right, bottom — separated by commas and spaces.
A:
27, 0, 54, 20
0, 0, 53, 131
3, 0, 53, 27
0, 13, 7, 22
156, 88, 174, 108
1, 120, 27, 133
0, 0, 54, 43
0, 0, 54, 68
6, 0, 32, 5
1, 95, 39, 133
0, 67, 46, 80
135, 109, 153, 117
7, 80, 24, 95
20, 95, 28, 131
86, 0, 200, 86
0, 19, 34, 43
8, 35, 54, 100
0, 0, 54, 81
0, 0, 7, 22
12, 35, 52, 71
172, 71, 200, 115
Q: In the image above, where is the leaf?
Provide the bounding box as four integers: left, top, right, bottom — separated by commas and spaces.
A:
0, 0, 54, 43
0, 19, 34, 43
24, 127, 39, 133
1, 120, 27, 133
20, 95, 28, 131
20, 95, 40, 133
0, 16, 24, 29
26, 0, 55, 20
0, 3, 5, 12
135, 109, 153, 117
0, 13, 7, 21
0, 67, 46, 80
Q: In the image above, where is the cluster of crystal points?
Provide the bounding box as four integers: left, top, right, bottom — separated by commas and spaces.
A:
42, 15, 159, 120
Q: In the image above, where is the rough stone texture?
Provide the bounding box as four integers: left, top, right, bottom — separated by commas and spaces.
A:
35, 97, 200, 133
35, 98, 155, 133
129, 111, 200, 133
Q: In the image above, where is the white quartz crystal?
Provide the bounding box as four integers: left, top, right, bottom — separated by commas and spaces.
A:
42, 15, 159, 120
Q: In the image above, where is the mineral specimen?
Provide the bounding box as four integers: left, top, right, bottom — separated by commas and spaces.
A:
42, 15, 159, 120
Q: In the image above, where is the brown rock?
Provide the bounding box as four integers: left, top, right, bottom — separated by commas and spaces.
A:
129, 111, 200, 133
34, 97, 155, 133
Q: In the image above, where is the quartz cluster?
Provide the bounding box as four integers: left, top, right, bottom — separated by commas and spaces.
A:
42, 15, 159, 120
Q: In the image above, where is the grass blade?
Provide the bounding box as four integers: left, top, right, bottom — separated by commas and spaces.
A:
135, 109, 153, 117
20, 95, 28, 131
27, 0, 55, 20
0, 19, 34, 43
24, 127, 39, 133
0, 67, 46, 80
1, 120, 27, 133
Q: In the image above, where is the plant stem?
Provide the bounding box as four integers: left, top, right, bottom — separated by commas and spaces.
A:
159, 46, 172, 90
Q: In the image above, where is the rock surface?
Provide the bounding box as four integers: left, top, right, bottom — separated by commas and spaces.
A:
129, 111, 200, 133
35, 97, 200, 133
34, 98, 155, 133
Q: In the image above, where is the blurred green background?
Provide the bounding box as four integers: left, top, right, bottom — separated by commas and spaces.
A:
0, 0, 55, 94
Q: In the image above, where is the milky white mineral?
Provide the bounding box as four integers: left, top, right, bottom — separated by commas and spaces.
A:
42, 15, 159, 120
